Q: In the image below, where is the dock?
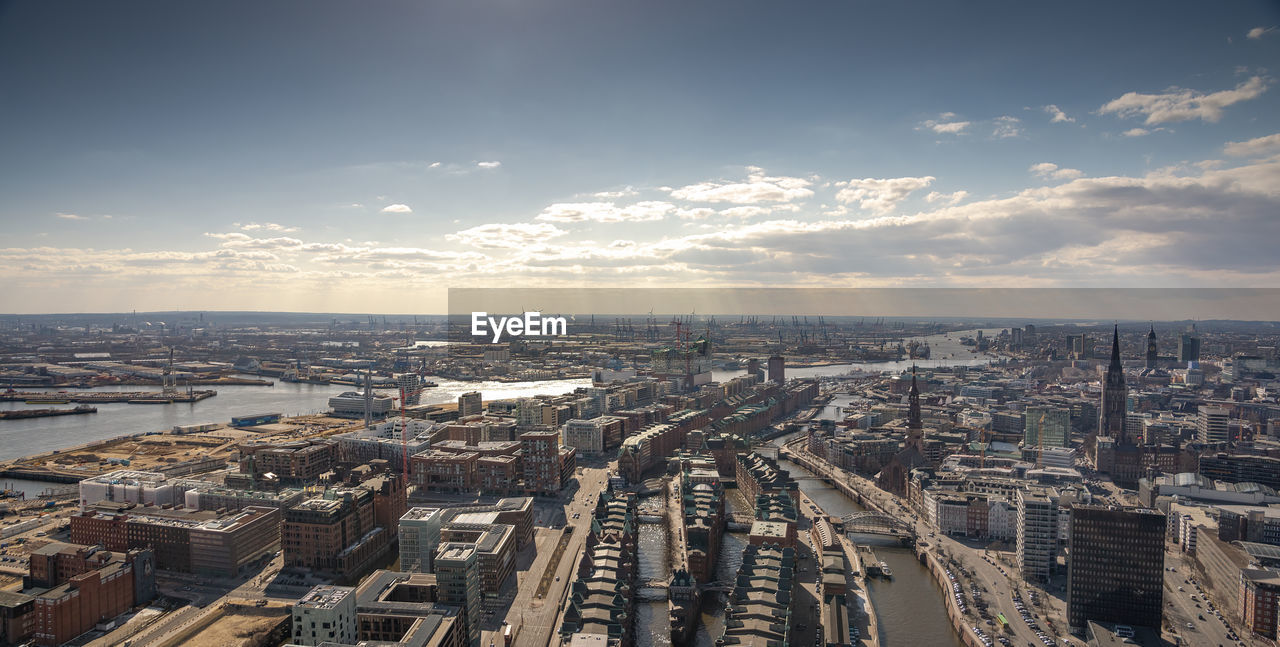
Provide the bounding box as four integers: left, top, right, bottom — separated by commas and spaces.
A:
857, 545, 884, 578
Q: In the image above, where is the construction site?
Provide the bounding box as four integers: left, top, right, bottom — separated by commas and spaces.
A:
0, 414, 363, 484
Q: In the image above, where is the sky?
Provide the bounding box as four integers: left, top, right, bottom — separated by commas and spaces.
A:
1, 1, 1279, 314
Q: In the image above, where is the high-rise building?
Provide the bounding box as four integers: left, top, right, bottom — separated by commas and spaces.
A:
395, 373, 420, 406
399, 507, 444, 573
767, 355, 785, 383
1016, 489, 1057, 582
435, 542, 481, 647
1198, 407, 1231, 444
1178, 327, 1201, 363
1099, 325, 1128, 443
1067, 505, 1165, 632
458, 391, 482, 417
292, 585, 358, 646
1024, 405, 1070, 449
1145, 325, 1158, 369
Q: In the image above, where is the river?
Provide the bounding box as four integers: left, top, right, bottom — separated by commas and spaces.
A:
0, 376, 591, 465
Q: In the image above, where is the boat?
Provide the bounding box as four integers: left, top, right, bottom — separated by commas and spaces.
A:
24, 399, 69, 405
879, 561, 893, 578
0, 405, 98, 420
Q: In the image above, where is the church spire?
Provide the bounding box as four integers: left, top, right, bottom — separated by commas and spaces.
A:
1146, 323, 1158, 369
1109, 324, 1121, 370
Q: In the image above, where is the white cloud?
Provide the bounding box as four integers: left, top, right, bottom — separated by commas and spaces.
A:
1224, 132, 1280, 158
920, 117, 971, 135
991, 116, 1022, 138
718, 206, 779, 219
1247, 26, 1276, 40
380, 204, 413, 214
834, 176, 934, 214
672, 207, 718, 220
239, 222, 299, 233
535, 201, 676, 223
447, 222, 567, 249
1029, 162, 1084, 181
1043, 105, 1075, 123
54, 213, 87, 221
668, 167, 813, 204
593, 187, 639, 199
1099, 76, 1270, 125
925, 190, 969, 205
206, 232, 305, 250
1122, 128, 1151, 137
429, 162, 441, 168
476, 161, 502, 169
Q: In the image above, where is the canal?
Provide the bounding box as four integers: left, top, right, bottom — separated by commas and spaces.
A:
769, 393, 963, 647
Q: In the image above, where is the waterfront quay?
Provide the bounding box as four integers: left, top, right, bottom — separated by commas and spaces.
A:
781, 435, 1081, 647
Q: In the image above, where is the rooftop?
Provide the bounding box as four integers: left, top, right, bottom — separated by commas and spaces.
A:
297, 584, 355, 610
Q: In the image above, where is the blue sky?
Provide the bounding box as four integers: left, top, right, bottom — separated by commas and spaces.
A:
2, 1, 1279, 313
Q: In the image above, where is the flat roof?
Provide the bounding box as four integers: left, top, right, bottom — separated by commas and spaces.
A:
297, 585, 355, 609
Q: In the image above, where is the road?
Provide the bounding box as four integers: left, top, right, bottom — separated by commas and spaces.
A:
1163, 547, 1246, 647
484, 458, 614, 647
788, 439, 1075, 647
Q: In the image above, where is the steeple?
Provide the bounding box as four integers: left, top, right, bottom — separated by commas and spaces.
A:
1109, 324, 1121, 370
1100, 324, 1129, 444
1145, 323, 1158, 369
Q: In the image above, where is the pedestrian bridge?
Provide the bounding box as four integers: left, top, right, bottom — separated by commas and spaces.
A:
841, 511, 915, 539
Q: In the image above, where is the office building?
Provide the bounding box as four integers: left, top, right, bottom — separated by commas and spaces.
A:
282, 489, 388, 582
70, 504, 279, 576
399, 507, 444, 573
1179, 330, 1201, 363
1067, 505, 1165, 632
435, 543, 481, 647
458, 391, 482, 417
1199, 454, 1280, 490
1240, 568, 1280, 639
1198, 407, 1231, 445
1025, 405, 1070, 449
353, 571, 463, 645
439, 521, 515, 597
767, 355, 785, 383
292, 585, 358, 646
1017, 489, 1057, 582
520, 429, 576, 496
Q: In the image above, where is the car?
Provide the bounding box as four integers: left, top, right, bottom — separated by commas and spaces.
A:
1186, 622, 1194, 629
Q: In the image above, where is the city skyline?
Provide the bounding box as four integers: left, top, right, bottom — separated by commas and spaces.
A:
2, 2, 1279, 313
